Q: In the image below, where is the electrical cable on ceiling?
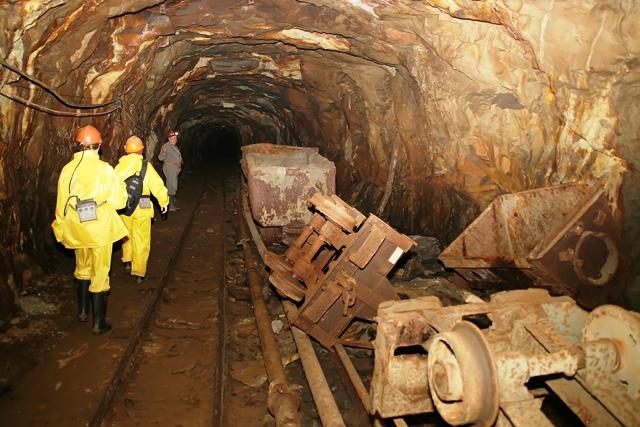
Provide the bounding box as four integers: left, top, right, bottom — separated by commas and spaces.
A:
0, 60, 119, 108
0, 68, 6, 92
0, 90, 121, 117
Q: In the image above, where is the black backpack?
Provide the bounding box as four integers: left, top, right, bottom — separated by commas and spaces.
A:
120, 160, 148, 216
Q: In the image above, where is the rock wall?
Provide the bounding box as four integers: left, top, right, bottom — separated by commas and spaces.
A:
0, 0, 639, 323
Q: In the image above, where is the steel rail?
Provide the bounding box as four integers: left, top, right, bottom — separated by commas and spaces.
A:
241, 189, 345, 427
238, 200, 301, 427
89, 180, 209, 427
284, 303, 346, 427
334, 344, 371, 413
213, 178, 229, 426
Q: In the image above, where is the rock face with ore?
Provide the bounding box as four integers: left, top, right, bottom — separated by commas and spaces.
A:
0, 1, 638, 323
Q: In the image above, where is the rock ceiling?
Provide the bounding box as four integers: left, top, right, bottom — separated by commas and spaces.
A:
0, 1, 639, 316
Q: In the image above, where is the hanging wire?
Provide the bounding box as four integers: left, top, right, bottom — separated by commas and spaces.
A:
0, 60, 119, 108
0, 90, 121, 116
0, 68, 6, 92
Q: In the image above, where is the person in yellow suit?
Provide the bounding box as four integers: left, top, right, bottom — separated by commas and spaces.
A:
115, 136, 169, 284
51, 125, 128, 334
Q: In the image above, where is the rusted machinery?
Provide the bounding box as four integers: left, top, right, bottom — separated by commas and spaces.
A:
265, 193, 415, 348
241, 143, 336, 242
371, 289, 639, 426
439, 183, 627, 308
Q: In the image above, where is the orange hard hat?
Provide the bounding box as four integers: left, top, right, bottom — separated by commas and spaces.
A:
75, 125, 102, 145
125, 136, 144, 153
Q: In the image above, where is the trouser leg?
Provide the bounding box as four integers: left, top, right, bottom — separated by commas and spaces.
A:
89, 244, 113, 334
163, 166, 179, 195
163, 167, 180, 211
130, 217, 151, 278
120, 215, 132, 272
122, 237, 132, 263
121, 215, 133, 264
88, 244, 113, 293
74, 248, 92, 280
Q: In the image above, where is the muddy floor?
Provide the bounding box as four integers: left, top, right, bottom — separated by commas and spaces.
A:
0, 157, 377, 426
0, 166, 215, 426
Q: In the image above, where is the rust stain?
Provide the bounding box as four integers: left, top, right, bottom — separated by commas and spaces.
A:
371, 289, 639, 425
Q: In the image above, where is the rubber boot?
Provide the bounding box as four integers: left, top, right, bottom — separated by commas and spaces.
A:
169, 196, 180, 212
91, 292, 112, 334
76, 279, 91, 322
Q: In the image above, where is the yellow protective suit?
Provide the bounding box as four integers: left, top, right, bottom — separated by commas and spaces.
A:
114, 154, 169, 278
51, 150, 128, 292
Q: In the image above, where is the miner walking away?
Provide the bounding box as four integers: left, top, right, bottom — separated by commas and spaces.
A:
115, 136, 169, 283
51, 125, 128, 334
158, 129, 182, 211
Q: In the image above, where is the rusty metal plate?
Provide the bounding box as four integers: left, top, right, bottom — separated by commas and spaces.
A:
546, 377, 622, 426
370, 308, 436, 418
242, 144, 336, 227
309, 193, 366, 232
349, 224, 386, 269
439, 184, 593, 269
294, 214, 415, 348
438, 184, 627, 308
264, 193, 415, 349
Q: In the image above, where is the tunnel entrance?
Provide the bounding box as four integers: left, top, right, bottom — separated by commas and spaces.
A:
181, 126, 243, 171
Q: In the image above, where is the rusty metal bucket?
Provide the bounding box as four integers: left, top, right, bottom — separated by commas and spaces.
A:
438, 183, 627, 308
241, 144, 336, 228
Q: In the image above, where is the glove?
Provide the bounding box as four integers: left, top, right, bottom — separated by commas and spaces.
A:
161, 205, 168, 214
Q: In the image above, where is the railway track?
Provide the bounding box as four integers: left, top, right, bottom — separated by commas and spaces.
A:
81, 165, 374, 427
88, 168, 227, 426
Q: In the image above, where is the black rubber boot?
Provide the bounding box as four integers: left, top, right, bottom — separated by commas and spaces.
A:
76, 279, 91, 322
91, 292, 112, 334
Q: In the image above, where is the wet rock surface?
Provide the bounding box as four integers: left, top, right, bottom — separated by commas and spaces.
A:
0, 1, 639, 340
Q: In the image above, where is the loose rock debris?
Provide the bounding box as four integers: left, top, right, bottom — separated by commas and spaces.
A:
56, 343, 89, 369
230, 353, 300, 388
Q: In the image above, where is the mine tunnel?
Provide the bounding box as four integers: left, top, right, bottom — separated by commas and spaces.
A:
1, 1, 639, 426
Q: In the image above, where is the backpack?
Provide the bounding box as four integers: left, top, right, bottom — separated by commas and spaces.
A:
120, 160, 148, 216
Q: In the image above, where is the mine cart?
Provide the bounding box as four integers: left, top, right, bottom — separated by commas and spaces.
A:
241, 143, 336, 242
439, 184, 627, 308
